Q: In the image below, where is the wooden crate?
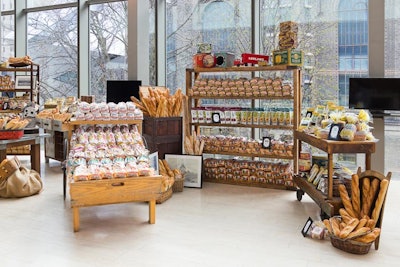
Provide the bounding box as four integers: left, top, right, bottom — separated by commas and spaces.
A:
143, 116, 182, 159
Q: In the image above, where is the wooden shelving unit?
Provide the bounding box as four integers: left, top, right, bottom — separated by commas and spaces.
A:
186, 65, 302, 189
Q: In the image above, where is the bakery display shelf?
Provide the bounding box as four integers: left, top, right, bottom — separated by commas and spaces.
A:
0, 109, 21, 114
67, 119, 142, 126
294, 130, 376, 154
190, 65, 299, 73
65, 119, 143, 140
0, 63, 40, 104
204, 176, 297, 191
186, 66, 301, 190
0, 63, 40, 72
293, 174, 342, 217
189, 95, 294, 100
293, 131, 375, 217
0, 89, 32, 92
203, 150, 293, 160
190, 122, 293, 130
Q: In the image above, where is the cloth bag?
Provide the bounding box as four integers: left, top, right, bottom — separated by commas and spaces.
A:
0, 156, 43, 198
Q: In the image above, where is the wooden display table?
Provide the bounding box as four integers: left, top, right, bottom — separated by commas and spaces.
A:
293, 130, 376, 217
0, 133, 50, 174
70, 175, 163, 232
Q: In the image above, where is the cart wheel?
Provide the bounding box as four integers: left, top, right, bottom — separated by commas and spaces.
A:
296, 189, 304, 201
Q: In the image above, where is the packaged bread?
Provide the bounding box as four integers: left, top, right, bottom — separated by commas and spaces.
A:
339, 123, 357, 141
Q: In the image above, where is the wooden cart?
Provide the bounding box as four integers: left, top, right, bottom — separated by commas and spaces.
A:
293, 130, 376, 218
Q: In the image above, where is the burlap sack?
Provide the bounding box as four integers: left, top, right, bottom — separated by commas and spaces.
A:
0, 157, 43, 198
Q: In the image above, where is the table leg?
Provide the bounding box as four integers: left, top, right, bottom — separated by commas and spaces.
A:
149, 200, 155, 224
30, 144, 40, 173
73, 207, 80, 232
0, 149, 6, 162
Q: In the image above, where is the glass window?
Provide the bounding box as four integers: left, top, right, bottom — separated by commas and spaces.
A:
166, 1, 251, 92
27, 8, 78, 103
27, 0, 76, 8
385, 0, 400, 179
0, 14, 14, 61
89, 1, 128, 102
149, 0, 156, 86
2, 0, 14, 11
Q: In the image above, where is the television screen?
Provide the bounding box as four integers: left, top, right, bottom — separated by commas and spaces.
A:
106, 80, 141, 103
349, 78, 400, 112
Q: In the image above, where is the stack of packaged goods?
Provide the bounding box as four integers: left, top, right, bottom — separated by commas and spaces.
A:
273, 21, 303, 66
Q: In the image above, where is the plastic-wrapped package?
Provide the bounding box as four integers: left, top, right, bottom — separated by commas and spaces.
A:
73, 165, 90, 181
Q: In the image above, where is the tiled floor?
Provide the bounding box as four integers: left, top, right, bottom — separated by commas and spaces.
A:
0, 157, 399, 267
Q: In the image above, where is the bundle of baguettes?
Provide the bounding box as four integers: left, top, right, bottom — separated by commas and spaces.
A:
184, 130, 204, 155
131, 87, 186, 117
158, 159, 183, 192
324, 173, 389, 243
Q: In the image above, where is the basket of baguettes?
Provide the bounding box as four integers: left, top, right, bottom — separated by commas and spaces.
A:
0, 116, 30, 140
323, 167, 391, 254
131, 86, 186, 117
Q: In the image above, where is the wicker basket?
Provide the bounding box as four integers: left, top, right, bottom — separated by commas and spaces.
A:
156, 187, 173, 204
330, 235, 373, 254
172, 178, 184, 192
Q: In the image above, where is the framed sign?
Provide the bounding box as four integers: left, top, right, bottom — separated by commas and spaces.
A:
165, 154, 202, 188
149, 152, 159, 175
301, 217, 314, 237
328, 123, 343, 140
211, 112, 221, 123
262, 137, 272, 149
15, 75, 36, 89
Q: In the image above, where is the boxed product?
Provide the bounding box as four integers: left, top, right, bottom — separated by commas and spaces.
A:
272, 49, 304, 66
197, 43, 212, 54
214, 52, 235, 67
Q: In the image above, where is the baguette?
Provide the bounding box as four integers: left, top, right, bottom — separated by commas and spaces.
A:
330, 217, 341, 237
346, 226, 371, 240
354, 218, 368, 231
351, 174, 361, 218
323, 219, 332, 235
366, 218, 376, 229
370, 179, 389, 228
339, 218, 359, 239
338, 208, 352, 224
338, 184, 356, 218
354, 228, 381, 243
360, 178, 371, 217
364, 178, 380, 217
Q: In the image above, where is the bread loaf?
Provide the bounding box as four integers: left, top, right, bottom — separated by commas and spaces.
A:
339, 218, 359, 239
354, 228, 381, 243
346, 226, 371, 240
338, 184, 356, 218
364, 178, 380, 217
339, 208, 352, 224
371, 179, 389, 228
351, 174, 361, 218
330, 217, 341, 236
361, 178, 371, 217
354, 218, 368, 231
366, 218, 376, 229
323, 219, 332, 235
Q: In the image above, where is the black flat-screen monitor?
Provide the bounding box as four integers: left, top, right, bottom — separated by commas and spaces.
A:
349, 78, 400, 113
106, 80, 141, 103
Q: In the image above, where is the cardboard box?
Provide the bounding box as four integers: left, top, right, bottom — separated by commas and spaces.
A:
214, 52, 235, 67
272, 49, 304, 66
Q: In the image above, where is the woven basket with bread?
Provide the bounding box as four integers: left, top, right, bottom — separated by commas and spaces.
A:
324, 167, 391, 254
